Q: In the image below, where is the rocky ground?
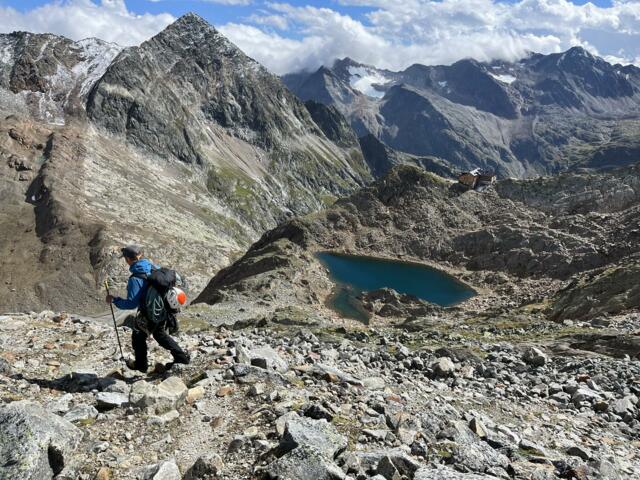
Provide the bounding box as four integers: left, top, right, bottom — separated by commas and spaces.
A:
1, 304, 639, 480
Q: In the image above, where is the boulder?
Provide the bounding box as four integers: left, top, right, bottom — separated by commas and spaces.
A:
377, 455, 401, 480
96, 392, 129, 410
0, 401, 82, 479
266, 445, 345, 480
468, 418, 487, 438
237, 345, 288, 373
141, 460, 181, 480
519, 439, 547, 457
415, 466, 497, 479
47, 393, 74, 414
522, 347, 547, 367
611, 397, 635, 415
184, 453, 224, 479
130, 377, 188, 414
63, 404, 99, 423
186, 386, 205, 404
279, 413, 347, 459
308, 364, 363, 386
0, 357, 11, 375
432, 357, 456, 378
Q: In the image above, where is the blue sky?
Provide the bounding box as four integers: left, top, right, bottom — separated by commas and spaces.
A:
0, 0, 638, 73
1, 1, 379, 28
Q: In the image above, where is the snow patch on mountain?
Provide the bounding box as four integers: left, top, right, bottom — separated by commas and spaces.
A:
72, 38, 123, 97
0, 37, 14, 65
347, 66, 389, 98
490, 72, 517, 84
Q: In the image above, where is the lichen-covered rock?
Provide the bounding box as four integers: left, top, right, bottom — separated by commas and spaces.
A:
266, 445, 345, 480
279, 413, 347, 459
0, 401, 82, 480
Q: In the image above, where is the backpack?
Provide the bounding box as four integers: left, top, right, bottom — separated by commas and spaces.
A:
133, 267, 181, 334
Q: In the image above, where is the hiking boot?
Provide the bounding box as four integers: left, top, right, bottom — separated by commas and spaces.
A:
172, 352, 191, 365
125, 358, 147, 373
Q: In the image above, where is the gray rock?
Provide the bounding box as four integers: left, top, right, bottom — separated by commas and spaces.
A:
310, 364, 363, 386
63, 404, 99, 423
362, 377, 386, 390
279, 413, 347, 459
522, 347, 547, 367
237, 344, 288, 373
415, 466, 497, 479
0, 401, 82, 479
572, 387, 601, 405
184, 453, 224, 479
0, 357, 11, 375
468, 418, 487, 438
142, 459, 181, 480
566, 446, 591, 461
447, 439, 511, 474
519, 439, 547, 457
129, 377, 188, 414
377, 456, 401, 480
96, 392, 129, 410
266, 445, 345, 480
303, 403, 334, 422
103, 379, 130, 394
432, 357, 456, 378
47, 393, 74, 414
611, 397, 635, 415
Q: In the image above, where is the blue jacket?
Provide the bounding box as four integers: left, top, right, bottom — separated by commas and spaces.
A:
113, 259, 157, 310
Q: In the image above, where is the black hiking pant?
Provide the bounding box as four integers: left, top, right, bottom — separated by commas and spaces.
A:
132, 323, 190, 371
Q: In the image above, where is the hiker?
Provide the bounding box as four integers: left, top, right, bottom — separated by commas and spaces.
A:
106, 245, 190, 372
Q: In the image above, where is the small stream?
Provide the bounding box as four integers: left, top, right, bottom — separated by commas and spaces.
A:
317, 252, 476, 321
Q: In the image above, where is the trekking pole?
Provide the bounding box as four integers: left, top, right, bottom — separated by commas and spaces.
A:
104, 279, 125, 363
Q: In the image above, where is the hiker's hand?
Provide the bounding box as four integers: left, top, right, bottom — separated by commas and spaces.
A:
106, 295, 115, 304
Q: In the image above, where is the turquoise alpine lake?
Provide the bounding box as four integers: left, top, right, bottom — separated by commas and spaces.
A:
316, 252, 476, 321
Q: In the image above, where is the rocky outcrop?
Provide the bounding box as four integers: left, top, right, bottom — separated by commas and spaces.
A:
304, 100, 359, 149
0, 32, 121, 122
0, 401, 82, 479
550, 257, 640, 321
495, 165, 640, 215
358, 134, 456, 179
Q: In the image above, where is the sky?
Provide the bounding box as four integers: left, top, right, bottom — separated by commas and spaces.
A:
0, 0, 639, 74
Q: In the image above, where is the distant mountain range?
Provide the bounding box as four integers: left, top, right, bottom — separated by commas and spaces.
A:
283, 50, 640, 177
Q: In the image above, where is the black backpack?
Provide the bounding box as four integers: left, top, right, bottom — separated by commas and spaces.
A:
132, 267, 180, 334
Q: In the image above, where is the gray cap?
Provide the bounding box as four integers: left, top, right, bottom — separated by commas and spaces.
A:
121, 244, 143, 259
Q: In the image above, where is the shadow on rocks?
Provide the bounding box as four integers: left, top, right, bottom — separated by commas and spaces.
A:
11, 370, 138, 394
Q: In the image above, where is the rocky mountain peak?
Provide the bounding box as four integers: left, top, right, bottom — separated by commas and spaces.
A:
332, 57, 363, 70
142, 12, 252, 68
161, 12, 223, 41
564, 45, 594, 59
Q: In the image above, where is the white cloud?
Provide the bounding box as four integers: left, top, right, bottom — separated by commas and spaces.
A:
1, 0, 638, 75
0, 0, 174, 46
150, 0, 252, 4
229, 0, 640, 73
